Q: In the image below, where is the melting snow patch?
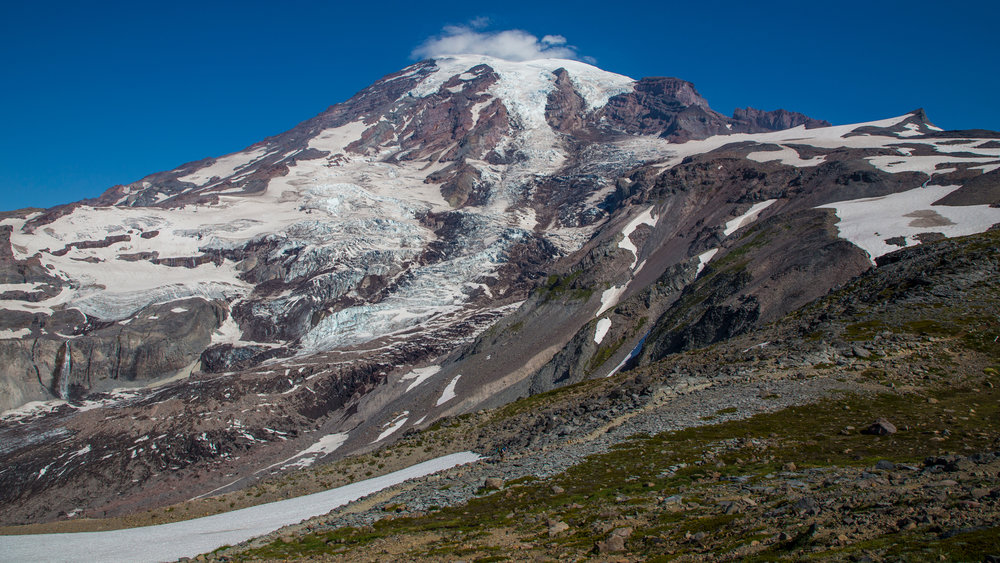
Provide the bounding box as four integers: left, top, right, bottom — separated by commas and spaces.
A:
724, 200, 777, 236
0, 452, 481, 563
261, 432, 350, 472
374, 412, 409, 443
696, 248, 719, 275
436, 375, 461, 407
170, 307, 188, 313
618, 206, 657, 269
971, 162, 1000, 174
897, 123, 923, 137
0, 328, 31, 339
594, 318, 612, 344
596, 284, 627, 317
401, 365, 441, 392
1, 400, 67, 422
746, 146, 825, 167
867, 154, 996, 175
818, 184, 1000, 262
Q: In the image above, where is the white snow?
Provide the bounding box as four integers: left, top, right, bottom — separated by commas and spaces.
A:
374, 412, 409, 442
866, 154, 996, 176
436, 375, 461, 406
0, 282, 46, 292
971, 162, 1000, 174
596, 284, 627, 317
617, 205, 656, 269
594, 318, 612, 344
0, 452, 481, 563
746, 145, 825, 167
177, 147, 269, 186
401, 365, 442, 392
723, 199, 777, 236
412, 55, 633, 112
0, 399, 67, 422
262, 432, 350, 472
650, 114, 931, 172
170, 307, 188, 313
696, 248, 719, 275
818, 184, 1000, 262
0, 328, 31, 339
209, 311, 281, 349
897, 123, 923, 137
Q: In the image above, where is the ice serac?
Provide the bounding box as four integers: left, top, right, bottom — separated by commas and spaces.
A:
3, 55, 999, 529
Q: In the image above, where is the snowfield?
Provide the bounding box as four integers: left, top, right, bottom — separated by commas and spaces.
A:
0, 452, 481, 563
819, 184, 1000, 261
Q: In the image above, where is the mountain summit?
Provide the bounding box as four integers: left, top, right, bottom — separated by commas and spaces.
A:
1, 55, 998, 526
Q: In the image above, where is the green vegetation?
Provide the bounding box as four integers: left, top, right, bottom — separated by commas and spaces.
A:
237, 363, 1000, 561
539, 270, 593, 302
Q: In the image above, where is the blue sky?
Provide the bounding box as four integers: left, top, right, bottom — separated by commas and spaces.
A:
2, 1, 998, 211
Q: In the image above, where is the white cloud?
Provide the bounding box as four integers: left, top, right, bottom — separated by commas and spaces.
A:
412, 26, 581, 62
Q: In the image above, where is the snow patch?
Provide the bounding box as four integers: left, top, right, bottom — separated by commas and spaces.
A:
0, 328, 31, 339
401, 365, 442, 392
594, 318, 612, 344
724, 200, 777, 236
266, 432, 350, 471
746, 146, 825, 167
897, 123, 923, 137
867, 154, 996, 176
818, 184, 1000, 262
971, 162, 1000, 174
436, 375, 461, 406
696, 248, 719, 275
618, 205, 656, 269
374, 412, 409, 442
1, 452, 481, 563
596, 284, 627, 317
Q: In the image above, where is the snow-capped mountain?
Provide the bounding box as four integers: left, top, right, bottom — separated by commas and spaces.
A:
1, 54, 998, 525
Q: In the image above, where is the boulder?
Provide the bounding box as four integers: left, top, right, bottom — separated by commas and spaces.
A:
862, 418, 897, 435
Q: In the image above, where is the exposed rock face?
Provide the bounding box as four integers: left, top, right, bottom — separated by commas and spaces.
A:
0, 298, 224, 408
733, 107, 830, 131
595, 77, 739, 141
2, 54, 1000, 528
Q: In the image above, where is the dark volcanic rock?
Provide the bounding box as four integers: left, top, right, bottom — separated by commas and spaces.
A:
733, 107, 830, 130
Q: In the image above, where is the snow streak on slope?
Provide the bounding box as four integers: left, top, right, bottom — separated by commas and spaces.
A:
0, 452, 481, 563
436, 375, 462, 406
696, 248, 719, 275
594, 318, 612, 344
724, 200, 777, 236
618, 206, 657, 269
402, 366, 442, 392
